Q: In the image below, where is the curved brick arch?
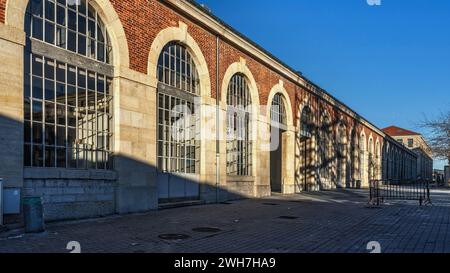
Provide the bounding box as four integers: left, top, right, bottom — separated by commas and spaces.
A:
266, 81, 294, 128
148, 22, 211, 98
220, 58, 260, 107
5, 0, 130, 68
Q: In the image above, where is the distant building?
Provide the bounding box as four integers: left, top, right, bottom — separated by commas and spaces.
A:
445, 166, 450, 186
433, 169, 445, 185
383, 126, 433, 181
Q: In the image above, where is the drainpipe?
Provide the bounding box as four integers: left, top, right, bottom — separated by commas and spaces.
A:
215, 35, 220, 203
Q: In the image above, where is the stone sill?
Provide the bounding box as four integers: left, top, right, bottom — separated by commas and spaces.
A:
227, 176, 255, 183
23, 168, 118, 181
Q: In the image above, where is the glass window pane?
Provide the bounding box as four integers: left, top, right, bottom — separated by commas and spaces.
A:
25, 121, 32, 143
24, 144, 32, 166
67, 65, 76, 85
32, 17, 44, 40
57, 4, 66, 25
56, 26, 66, 48
33, 122, 43, 143
67, 30, 77, 52
68, 9, 76, 30
57, 148, 66, 168
56, 104, 65, 125
25, 99, 31, 120
45, 101, 55, 123
32, 145, 44, 167
56, 125, 65, 146
45, 0, 55, 21
78, 34, 86, 55
32, 100, 43, 122
45, 79, 55, 101
78, 14, 86, 34
56, 82, 65, 103
45, 21, 55, 44
45, 146, 56, 167
45, 124, 55, 145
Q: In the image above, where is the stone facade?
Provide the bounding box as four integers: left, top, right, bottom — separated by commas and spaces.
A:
0, 0, 417, 224
23, 169, 116, 221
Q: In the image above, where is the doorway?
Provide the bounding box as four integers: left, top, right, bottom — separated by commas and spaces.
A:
270, 126, 285, 193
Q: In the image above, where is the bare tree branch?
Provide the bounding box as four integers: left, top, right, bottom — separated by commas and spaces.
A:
419, 110, 450, 165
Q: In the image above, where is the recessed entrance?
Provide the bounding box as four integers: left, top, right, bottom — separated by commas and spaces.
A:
269, 93, 288, 193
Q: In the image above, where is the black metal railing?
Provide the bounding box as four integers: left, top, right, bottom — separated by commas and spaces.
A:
369, 179, 431, 206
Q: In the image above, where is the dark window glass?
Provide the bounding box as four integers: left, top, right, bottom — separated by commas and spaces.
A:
56, 104, 65, 125
25, 121, 32, 143
45, 124, 55, 145
78, 34, 86, 55
33, 145, 44, 167
45, 79, 55, 101
45, 0, 55, 21
33, 122, 43, 143
57, 5, 66, 25
56, 126, 65, 146
32, 17, 44, 40
67, 30, 77, 52
45, 21, 55, 44
45, 146, 55, 167
56, 82, 65, 103
45, 102, 55, 123
57, 148, 66, 168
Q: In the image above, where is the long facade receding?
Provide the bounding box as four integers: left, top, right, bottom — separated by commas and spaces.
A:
0, 0, 419, 222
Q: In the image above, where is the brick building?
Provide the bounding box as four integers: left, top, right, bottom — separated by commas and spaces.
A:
383, 126, 433, 181
0, 0, 417, 223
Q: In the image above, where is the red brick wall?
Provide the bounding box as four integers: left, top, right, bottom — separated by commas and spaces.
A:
0, 0, 6, 24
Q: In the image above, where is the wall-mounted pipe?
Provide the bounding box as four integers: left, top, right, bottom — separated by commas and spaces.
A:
215, 35, 220, 203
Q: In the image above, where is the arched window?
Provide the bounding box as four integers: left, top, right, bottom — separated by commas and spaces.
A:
157, 42, 199, 95
337, 122, 347, 157
157, 42, 199, 174
300, 106, 313, 139
359, 134, 366, 180
319, 115, 331, 180
24, 0, 114, 169
270, 93, 287, 127
226, 74, 252, 176
376, 141, 380, 178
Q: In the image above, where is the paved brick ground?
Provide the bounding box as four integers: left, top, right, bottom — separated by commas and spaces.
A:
1, 188, 449, 253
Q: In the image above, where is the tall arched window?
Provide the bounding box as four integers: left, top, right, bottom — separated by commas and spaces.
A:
359, 134, 366, 181
368, 138, 374, 179
376, 141, 380, 178
270, 93, 287, 127
226, 73, 252, 176
319, 115, 331, 180
300, 106, 313, 139
337, 122, 347, 157
157, 42, 200, 174
24, 0, 114, 169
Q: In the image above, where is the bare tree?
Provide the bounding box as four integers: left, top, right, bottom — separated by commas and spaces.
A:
420, 110, 450, 166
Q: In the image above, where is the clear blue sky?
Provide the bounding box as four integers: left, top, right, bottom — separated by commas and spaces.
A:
199, 0, 450, 169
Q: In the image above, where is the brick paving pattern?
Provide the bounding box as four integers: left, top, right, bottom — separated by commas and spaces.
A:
0, 188, 449, 253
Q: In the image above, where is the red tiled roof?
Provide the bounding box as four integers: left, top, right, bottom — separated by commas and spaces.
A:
382, 126, 421, 136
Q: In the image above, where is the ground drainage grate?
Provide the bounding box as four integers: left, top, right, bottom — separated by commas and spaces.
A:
278, 216, 298, 220
158, 234, 190, 241
192, 227, 222, 233
262, 203, 279, 206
